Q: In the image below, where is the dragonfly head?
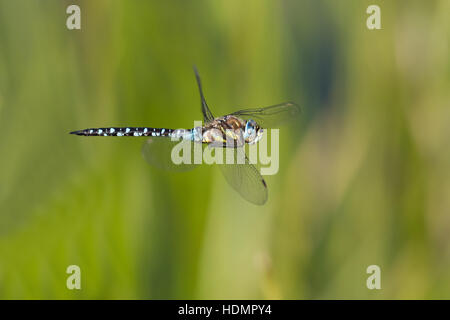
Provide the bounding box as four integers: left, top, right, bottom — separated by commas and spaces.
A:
243, 119, 264, 144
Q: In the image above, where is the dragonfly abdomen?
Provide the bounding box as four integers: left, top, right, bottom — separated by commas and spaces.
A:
70, 127, 174, 137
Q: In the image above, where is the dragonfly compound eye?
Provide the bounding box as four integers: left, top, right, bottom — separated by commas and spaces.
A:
244, 119, 257, 137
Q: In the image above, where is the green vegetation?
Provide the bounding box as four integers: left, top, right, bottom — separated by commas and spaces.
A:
0, 0, 449, 299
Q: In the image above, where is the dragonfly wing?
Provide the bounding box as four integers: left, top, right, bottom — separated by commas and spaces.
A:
229, 102, 301, 128
142, 137, 200, 172
218, 148, 268, 205
193, 66, 215, 123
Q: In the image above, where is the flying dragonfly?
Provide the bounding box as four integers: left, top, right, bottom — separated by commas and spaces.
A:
70, 67, 300, 205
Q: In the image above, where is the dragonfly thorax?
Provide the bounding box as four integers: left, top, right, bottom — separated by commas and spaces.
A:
201, 115, 263, 146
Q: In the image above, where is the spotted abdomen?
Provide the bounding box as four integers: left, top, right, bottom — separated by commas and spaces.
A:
70, 127, 173, 137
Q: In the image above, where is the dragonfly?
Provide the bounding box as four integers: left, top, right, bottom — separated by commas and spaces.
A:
70, 67, 300, 205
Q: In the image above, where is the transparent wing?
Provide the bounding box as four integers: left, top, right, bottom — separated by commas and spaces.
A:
142, 137, 200, 172
194, 66, 215, 123
229, 102, 301, 128
218, 148, 268, 205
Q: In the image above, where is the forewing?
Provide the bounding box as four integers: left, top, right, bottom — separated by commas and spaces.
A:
193, 66, 215, 123
230, 102, 301, 128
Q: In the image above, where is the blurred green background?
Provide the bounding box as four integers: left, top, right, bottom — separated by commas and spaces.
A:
0, 0, 449, 299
